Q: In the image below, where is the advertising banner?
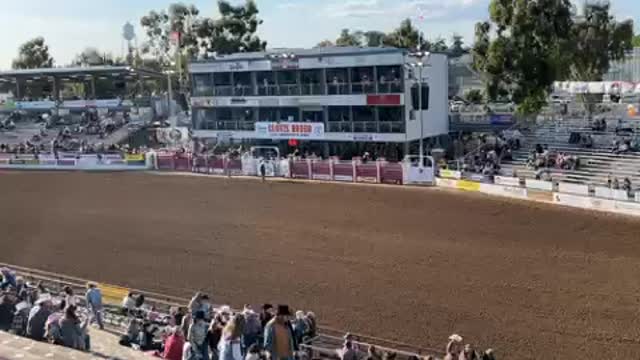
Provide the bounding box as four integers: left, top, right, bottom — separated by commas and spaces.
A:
15, 101, 56, 110
440, 169, 462, 179
456, 180, 481, 192
494, 176, 520, 187
255, 122, 324, 140
558, 182, 589, 196
489, 114, 514, 124
125, 154, 145, 165
525, 179, 553, 192
480, 183, 528, 199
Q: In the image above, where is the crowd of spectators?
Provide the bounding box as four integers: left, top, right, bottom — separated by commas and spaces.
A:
526, 144, 580, 173
0, 268, 103, 352
455, 131, 521, 177
1, 268, 497, 360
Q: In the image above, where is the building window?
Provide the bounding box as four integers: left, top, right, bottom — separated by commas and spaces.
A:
302, 110, 323, 123
378, 107, 404, 133
193, 74, 213, 96
257, 72, 276, 96
279, 107, 298, 122
353, 106, 374, 122
213, 73, 232, 96
233, 72, 252, 96
301, 70, 322, 95
351, 67, 374, 94
277, 71, 299, 96
411, 84, 429, 110
258, 107, 278, 122
328, 106, 350, 122
326, 68, 348, 95
377, 66, 403, 93
193, 109, 214, 130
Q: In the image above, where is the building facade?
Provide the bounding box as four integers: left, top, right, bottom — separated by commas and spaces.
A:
605, 48, 640, 83
189, 47, 448, 154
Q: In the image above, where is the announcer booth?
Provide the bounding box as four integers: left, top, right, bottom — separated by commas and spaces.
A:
0, 66, 164, 115
189, 47, 449, 160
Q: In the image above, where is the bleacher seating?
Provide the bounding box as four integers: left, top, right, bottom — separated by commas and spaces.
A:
501, 112, 640, 187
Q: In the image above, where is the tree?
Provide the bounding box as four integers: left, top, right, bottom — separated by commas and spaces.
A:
428, 38, 448, 52
140, 3, 200, 64
335, 29, 363, 47
383, 19, 424, 50
363, 31, 386, 47
315, 40, 335, 48
633, 35, 640, 47
73, 48, 125, 66
465, 89, 484, 104
12, 37, 54, 69
449, 34, 467, 58
196, 0, 267, 55
566, 1, 633, 81
472, 0, 574, 115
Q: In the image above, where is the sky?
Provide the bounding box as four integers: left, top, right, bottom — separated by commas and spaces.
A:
0, 0, 638, 70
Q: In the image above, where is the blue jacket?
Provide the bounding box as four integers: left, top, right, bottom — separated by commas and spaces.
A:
85, 288, 103, 310
263, 319, 297, 359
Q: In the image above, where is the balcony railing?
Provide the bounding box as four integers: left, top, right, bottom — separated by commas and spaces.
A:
353, 122, 378, 133
301, 83, 323, 95
328, 122, 353, 132
327, 83, 349, 95
351, 82, 376, 94
278, 84, 300, 96
232, 85, 254, 97
378, 82, 403, 94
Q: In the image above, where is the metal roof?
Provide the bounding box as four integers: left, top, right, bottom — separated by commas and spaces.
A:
0, 66, 163, 79
192, 46, 406, 63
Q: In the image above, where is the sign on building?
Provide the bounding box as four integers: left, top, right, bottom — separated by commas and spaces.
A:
255, 122, 324, 139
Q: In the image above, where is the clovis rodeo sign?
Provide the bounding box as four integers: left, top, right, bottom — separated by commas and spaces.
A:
255, 122, 324, 140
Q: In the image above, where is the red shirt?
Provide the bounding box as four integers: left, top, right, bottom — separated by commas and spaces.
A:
163, 334, 185, 360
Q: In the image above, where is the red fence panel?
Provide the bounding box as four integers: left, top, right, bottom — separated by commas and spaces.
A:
226, 158, 242, 175
156, 155, 175, 170
355, 163, 378, 183
174, 155, 192, 171
292, 160, 310, 179
333, 161, 354, 182
381, 162, 403, 184
311, 161, 331, 180
208, 156, 225, 174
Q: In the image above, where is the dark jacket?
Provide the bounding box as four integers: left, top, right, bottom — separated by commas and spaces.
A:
27, 305, 51, 341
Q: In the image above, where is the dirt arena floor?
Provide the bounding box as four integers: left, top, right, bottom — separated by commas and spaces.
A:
1, 172, 640, 359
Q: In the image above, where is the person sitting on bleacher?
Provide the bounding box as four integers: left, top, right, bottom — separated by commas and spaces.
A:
26, 294, 53, 341
58, 305, 90, 351
623, 178, 632, 194
0, 291, 16, 331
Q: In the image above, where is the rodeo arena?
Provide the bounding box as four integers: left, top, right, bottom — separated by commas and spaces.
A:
3, 46, 640, 360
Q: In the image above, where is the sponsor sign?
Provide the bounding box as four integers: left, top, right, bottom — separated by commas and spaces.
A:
489, 114, 514, 124
553, 193, 616, 212
353, 134, 375, 141
457, 180, 481, 192
15, 101, 56, 110
125, 154, 145, 162
436, 178, 458, 189
312, 174, 332, 181
525, 179, 553, 192
480, 183, 528, 199
271, 58, 299, 70
558, 182, 589, 196
494, 176, 520, 187
255, 122, 324, 140
366, 94, 401, 106
57, 159, 76, 166
98, 283, 130, 306
439, 169, 462, 179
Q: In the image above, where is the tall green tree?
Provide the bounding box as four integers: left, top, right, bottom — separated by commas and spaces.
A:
633, 35, 640, 47
73, 48, 125, 66
565, 1, 633, 81
315, 40, 335, 48
196, 0, 267, 54
382, 19, 424, 50
449, 34, 467, 58
472, 0, 574, 114
363, 31, 386, 47
335, 29, 363, 47
140, 3, 200, 64
12, 37, 54, 69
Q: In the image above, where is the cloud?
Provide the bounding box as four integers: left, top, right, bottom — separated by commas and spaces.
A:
325, 0, 484, 20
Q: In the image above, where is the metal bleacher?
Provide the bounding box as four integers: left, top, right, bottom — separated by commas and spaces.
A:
501, 109, 640, 187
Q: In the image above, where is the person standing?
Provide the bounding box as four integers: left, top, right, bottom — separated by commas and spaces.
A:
188, 310, 209, 360
218, 314, 245, 360
264, 305, 297, 360
85, 283, 104, 330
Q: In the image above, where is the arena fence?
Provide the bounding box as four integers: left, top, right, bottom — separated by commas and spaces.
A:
0, 262, 443, 359
154, 152, 432, 186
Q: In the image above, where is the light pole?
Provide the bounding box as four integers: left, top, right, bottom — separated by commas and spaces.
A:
407, 52, 430, 160
164, 70, 176, 121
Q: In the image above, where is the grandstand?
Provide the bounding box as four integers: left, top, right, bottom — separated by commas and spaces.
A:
501, 104, 640, 187
0, 66, 165, 152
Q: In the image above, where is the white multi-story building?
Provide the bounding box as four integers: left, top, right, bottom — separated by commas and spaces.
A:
189, 47, 448, 155
605, 47, 640, 82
